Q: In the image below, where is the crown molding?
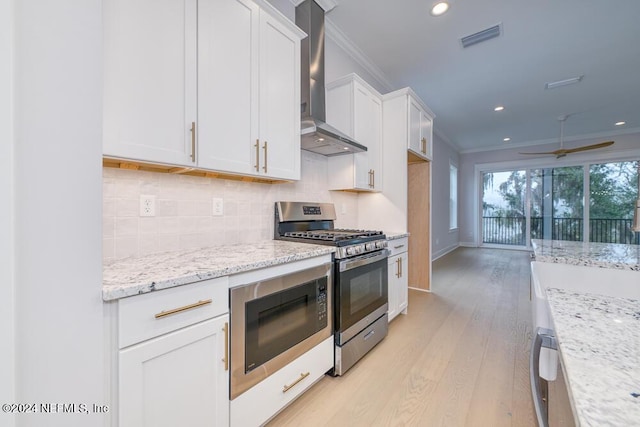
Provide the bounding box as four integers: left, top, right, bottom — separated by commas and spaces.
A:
324, 18, 395, 92
289, 0, 337, 12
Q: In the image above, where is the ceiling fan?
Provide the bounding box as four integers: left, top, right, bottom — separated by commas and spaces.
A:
519, 115, 614, 158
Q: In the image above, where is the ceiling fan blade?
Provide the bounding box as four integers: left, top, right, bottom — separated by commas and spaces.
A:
519, 150, 558, 155
563, 140, 614, 154
519, 141, 614, 157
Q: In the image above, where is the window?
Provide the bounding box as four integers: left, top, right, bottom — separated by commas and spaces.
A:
450, 163, 458, 230
481, 160, 639, 247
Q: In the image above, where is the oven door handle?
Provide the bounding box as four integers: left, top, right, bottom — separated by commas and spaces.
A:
339, 249, 389, 272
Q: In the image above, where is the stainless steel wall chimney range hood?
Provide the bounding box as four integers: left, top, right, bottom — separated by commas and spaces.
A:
296, 0, 366, 156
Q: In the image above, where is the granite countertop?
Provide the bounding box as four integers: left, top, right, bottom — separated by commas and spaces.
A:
532, 239, 640, 425
385, 232, 409, 240
531, 239, 640, 271
546, 288, 640, 426
103, 240, 335, 301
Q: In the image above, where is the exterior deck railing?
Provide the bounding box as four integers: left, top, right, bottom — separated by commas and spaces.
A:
482, 216, 640, 245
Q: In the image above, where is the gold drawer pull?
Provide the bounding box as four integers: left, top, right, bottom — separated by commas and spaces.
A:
190, 121, 196, 162
222, 322, 229, 371
283, 372, 310, 393
262, 141, 268, 173
254, 139, 260, 172
154, 299, 212, 319
393, 244, 405, 249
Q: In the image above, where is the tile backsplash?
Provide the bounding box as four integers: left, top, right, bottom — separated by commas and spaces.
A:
103, 151, 359, 261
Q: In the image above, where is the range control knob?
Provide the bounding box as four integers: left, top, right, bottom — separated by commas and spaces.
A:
365, 243, 375, 251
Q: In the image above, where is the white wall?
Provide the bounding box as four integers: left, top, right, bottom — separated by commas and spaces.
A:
458, 132, 640, 246
13, 1, 104, 426
431, 133, 460, 259
0, 0, 15, 424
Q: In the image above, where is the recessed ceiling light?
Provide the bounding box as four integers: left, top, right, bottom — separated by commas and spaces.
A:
494, 106, 505, 112
615, 121, 626, 126
430, 2, 449, 16
503, 137, 511, 142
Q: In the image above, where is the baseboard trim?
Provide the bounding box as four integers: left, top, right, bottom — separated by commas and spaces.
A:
432, 244, 459, 261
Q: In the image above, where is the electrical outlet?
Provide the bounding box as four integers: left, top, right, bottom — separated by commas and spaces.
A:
139, 195, 156, 217
212, 197, 223, 216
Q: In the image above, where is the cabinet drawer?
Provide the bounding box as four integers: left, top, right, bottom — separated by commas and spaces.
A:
388, 237, 408, 256
230, 336, 333, 427
118, 277, 229, 348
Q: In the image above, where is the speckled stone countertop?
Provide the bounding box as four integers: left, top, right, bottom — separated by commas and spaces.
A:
103, 241, 335, 301
546, 288, 640, 426
533, 239, 640, 425
532, 239, 640, 271
385, 232, 409, 240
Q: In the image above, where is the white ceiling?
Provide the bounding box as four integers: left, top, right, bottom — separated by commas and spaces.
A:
323, 0, 640, 153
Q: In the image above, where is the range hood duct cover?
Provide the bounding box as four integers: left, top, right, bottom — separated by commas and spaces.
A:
296, 0, 366, 156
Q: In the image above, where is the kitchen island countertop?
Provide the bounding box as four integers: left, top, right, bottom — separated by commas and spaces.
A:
531, 238, 640, 271
103, 240, 335, 301
532, 239, 640, 426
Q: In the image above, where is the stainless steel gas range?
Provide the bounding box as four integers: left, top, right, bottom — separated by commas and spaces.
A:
275, 201, 389, 375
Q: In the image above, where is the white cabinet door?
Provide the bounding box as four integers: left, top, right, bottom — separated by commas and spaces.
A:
119, 315, 229, 427
197, 0, 259, 175
398, 252, 409, 313
258, 11, 301, 180
103, 0, 197, 166
326, 75, 382, 191
387, 255, 399, 321
388, 251, 408, 322
407, 95, 433, 160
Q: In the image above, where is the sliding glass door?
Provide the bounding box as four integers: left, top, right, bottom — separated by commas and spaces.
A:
481, 160, 639, 247
530, 166, 584, 242
482, 170, 527, 246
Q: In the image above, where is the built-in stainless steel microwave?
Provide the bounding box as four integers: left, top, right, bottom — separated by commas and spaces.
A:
229, 263, 332, 399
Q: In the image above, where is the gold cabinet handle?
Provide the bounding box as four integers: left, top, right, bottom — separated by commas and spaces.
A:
396, 257, 401, 278
421, 137, 426, 154
394, 244, 405, 249
222, 322, 229, 371
154, 299, 212, 319
254, 139, 260, 172
190, 121, 196, 162
399, 257, 403, 277
283, 372, 310, 393
262, 141, 268, 173
372, 169, 375, 188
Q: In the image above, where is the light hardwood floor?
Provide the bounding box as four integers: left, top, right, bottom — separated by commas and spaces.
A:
268, 247, 536, 427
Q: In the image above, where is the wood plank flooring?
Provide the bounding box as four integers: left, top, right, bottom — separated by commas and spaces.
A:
268, 247, 536, 427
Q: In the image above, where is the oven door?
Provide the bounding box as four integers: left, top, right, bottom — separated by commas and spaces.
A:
335, 249, 388, 345
230, 263, 332, 400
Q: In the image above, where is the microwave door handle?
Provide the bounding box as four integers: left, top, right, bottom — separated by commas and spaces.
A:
339, 250, 389, 272
530, 327, 557, 427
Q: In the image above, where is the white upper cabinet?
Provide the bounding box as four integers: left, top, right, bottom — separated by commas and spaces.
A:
197, 0, 259, 176
104, 0, 304, 181
198, 0, 302, 180
256, 11, 302, 180
385, 88, 435, 161
103, 0, 197, 166
326, 74, 383, 192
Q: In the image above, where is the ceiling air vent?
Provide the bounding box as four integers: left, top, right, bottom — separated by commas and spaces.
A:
460, 24, 502, 48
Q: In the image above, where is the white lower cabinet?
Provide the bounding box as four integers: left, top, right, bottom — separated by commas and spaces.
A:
115, 276, 230, 427
230, 336, 333, 427
119, 315, 229, 427
388, 237, 409, 322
